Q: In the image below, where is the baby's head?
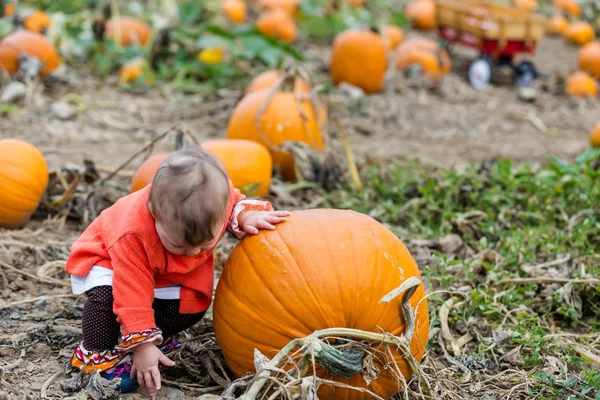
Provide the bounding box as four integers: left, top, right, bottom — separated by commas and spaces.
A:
148, 148, 230, 256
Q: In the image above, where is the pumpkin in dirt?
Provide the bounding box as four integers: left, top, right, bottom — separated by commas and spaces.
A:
590, 121, 600, 148
105, 17, 151, 46
223, 0, 246, 24
0, 139, 49, 229
23, 10, 52, 33
330, 29, 387, 94
256, 9, 297, 43
578, 42, 600, 80
513, 0, 537, 12
396, 37, 451, 83
565, 71, 598, 97
130, 153, 170, 193
119, 58, 153, 84
258, 0, 299, 15
202, 139, 272, 197
1, 31, 60, 76
406, 0, 436, 30
0, 44, 19, 74
246, 70, 310, 94
565, 21, 595, 46
383, 25, 404, 49
213, 209, 430, 400
226, 88, 325, 181
553, 0, 581, 17
546, 15, 569, 35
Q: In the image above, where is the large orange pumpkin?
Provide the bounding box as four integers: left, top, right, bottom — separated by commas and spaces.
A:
256, 9, 297, 43
0, 44, 19, 74
105, 17, 151, 46
214, 209, 429, 400
553, 0, 581, 17
23, 10, 52, 33
1, 31, 60, 76
258, 0, 299, 15
202, 139, 272, 197
565, 71, 598, 97
383, 25, 404, 49
226, 88, 325, 181
330, 29, 388, 94
0, 139, 49, 229
406, 0, 436, 30
565, 21, 595, 45
590, 121, 600, 148
578, 42, 600, 80
223, 0, 246, 24
396, 37, 451, 83
546, 15, 569, 35
246, 70, 310, 94
130, 153, 170, 193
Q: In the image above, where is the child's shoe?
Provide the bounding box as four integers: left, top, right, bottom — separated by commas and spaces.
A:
101, 362, 139, 393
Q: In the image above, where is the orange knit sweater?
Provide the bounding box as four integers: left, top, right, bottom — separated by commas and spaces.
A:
65, 183, 271, 335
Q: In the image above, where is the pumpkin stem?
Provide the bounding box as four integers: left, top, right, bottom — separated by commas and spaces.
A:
313, 341, 365, 379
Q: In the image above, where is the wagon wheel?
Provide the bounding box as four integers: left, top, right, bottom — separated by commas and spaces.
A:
514, 60, 538, 87
468, 55, 494, 91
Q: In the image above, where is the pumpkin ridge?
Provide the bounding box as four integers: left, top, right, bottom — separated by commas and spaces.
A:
0, 175, 41, 204
1, 158, 47, 189
239, 239, 316, 334
273, 227, 340, 328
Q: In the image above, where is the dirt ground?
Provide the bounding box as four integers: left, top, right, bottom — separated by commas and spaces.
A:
0, 35, 598, 399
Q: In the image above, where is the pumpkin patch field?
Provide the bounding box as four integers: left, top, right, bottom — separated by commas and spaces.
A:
1, 0, 600, 399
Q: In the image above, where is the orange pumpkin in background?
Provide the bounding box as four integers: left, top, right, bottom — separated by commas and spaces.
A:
546, 15, 569, 35
0, 139, 49, 229
553, 0, 581, 17
396, 37, 451, 83
23, 10, 52, 33
0, 44, 19, 74
578, 42, 600, 80
223, 0, 247, 24
258, 0, 299, 15
256, 9, 297, 43
202, 139, 273, 197
589, 121, 600, 148
383, 25, 404, 49
350, 0, 365, 6
330, 29, 388, 94
565, 71, 598, 97
214, 209, 430, 400
406, 0, 436, 30
105, 17, 151, 46
3, 3, 15, 16
565, 21, 595, 46
226, 88, 325, 181
513, 0, 537, 12
130, 153, 170, 193
1, 31, 60, 76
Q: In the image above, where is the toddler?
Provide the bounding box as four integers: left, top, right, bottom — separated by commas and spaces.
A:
65, 148, 289, 396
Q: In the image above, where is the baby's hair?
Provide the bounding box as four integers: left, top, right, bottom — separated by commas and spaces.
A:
149, 147, 230, 247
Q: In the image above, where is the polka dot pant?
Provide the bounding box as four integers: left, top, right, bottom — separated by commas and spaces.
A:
82, 286, 205, 351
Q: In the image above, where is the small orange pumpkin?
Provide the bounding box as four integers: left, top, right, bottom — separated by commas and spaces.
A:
23, 10, 52, 33
0, 44, 19, 74
383, 25, 404, 49
513, 0, 537, 12
214, 209, 430, 400
406, 0, 436, 30
546, 15, 569, 35
589, 121, 600, 148
553, 0, 581, 17
1, 31, 60, 76
578, 42, 600, 80
226, 88, 325, 181
130, 153, 170, 193
246, 70, 310, 94
330, 29, 388, 94
256, 9, 297, 43
396, 37, 451, 83
223, 0, 246, 24
565, 71, 598, 97
105, 17, 151, 46
565, 21, 595, 46
119, 58, 153, 84
258, 0, 298, 15
350, 0, 365, 6
3, 3, 15, 16
202, 139, 273, 197
0, 139, 49, 229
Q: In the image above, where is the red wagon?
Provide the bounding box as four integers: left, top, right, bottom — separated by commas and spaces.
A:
435, 0, 546, 89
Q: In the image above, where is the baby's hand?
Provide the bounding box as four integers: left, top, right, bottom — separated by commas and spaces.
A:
130, 342, 175, 397
240, 210, 290, 235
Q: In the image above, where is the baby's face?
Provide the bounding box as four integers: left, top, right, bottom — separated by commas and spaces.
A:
155, 220, 221, 257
